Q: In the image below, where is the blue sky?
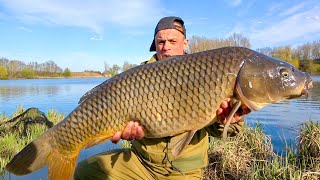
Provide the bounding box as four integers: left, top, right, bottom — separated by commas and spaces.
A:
0, 0, 319, 72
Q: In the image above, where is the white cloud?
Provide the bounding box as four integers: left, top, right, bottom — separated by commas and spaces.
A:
90, 35, 103, 41
306, 15, 320, 20
249, 6, 320, 47
0, 0, 164, 34
18, 26, 32, 32
279, 2, 306, 17
228, 0, 242, 6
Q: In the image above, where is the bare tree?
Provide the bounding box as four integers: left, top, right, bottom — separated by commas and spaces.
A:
188, 33, 251, 53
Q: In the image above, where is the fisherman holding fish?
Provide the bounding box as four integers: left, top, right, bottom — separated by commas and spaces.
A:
74, 16, 248, 179
6, 16, 312, 180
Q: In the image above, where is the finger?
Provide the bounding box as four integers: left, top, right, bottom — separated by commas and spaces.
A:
216, 108, 226, 123
121, 121, 133, 140
220, 100, 228, 109
135, 126, 145, 140
216, 108, 223, 116
111, 131, 122, 144
223, 106, 231, 117
225, 98, 231, 103
231, 115, 241, 124
129, 122, 138, 141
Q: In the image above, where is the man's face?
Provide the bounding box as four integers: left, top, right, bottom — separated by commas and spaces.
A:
155, 28, 188, 60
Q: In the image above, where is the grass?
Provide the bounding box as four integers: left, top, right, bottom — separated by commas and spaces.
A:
0, 107, 64, 176
204, 122, 320, 179
0, 107, 319, 179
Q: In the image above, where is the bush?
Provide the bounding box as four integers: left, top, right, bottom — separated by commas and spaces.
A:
62, 68, 72, 77
21, 67, 35, 79
0, 66, 8, 79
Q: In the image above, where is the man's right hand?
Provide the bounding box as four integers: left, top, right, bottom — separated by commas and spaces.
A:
111, 121, 144, 143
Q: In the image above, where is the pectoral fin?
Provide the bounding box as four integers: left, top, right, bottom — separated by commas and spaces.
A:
85, 134, 111, 149
222, 100, 241, 141
170, 130, 197, 158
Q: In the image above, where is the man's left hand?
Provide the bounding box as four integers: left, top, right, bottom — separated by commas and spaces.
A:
216, 98, 250, 124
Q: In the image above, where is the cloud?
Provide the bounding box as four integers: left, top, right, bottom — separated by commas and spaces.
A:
279, 2, 306, 17
228, 0, 242, 6
0, 0, 164, 34
90, 35, 103, 41
249, 6, 320, 47
18, 26, 32, 32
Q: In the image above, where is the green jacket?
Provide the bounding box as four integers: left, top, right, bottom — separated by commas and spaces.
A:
131, 54, 244, 172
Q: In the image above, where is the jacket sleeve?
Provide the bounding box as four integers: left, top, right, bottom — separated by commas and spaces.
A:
205, 117, 245, 137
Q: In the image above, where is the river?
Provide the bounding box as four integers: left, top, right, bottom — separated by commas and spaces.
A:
0, 76, 319, 179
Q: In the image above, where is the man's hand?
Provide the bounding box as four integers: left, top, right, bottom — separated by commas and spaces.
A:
216, 98, 250, 124
111, 121, 144, 143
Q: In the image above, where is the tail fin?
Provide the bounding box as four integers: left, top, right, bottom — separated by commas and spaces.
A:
6, 129, 54, 175
6, 128, 79, 180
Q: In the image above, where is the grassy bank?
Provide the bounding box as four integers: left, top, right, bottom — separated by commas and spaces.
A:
0, 107, 64, 175
0, 108, 319, 179
204, 122, 320, 179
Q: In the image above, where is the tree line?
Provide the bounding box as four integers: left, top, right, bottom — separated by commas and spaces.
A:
1, 33, 319, 79
0, 59, 70, 79
188, 33, 320, 74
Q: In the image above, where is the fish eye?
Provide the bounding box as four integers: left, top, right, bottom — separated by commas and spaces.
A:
280, 69, 289, 78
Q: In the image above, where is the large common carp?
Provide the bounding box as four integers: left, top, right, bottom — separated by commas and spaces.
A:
6, 47, 312, 179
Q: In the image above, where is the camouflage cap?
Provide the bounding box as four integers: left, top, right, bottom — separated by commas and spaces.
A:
149, 16, 186, 52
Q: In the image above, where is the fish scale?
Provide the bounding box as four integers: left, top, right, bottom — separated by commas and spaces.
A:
55, 47, 246, 150
7, 47, 312, 180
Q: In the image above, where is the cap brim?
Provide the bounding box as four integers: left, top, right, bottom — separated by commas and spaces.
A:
149, 39, 156, 52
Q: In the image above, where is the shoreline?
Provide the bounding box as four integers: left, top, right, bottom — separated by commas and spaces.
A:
1, 72, 110, 80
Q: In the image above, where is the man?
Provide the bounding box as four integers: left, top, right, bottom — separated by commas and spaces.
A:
74, 16, 247, 179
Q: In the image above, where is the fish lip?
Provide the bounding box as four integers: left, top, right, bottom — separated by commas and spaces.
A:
303, 80, 313, 97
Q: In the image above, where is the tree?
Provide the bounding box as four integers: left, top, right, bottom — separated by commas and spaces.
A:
256, 47, 273, 56
188, 33, 251, 53
108, 65, 121, 77
103, 63, 120, 77
122, 61, 136, 72
272, 46, 299, 68
21, 66, 35, 79
311, 40, 320, 60
7, 60, 26, 78
226, 33, 251, 48
0, 58, 9, 66
296, 43, 313, 72
0, 65, 8, 79
62, 68, 72, 77
42, 60, 62, 76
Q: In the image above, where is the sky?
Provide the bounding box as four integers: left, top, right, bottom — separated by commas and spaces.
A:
0, 0, 319, 72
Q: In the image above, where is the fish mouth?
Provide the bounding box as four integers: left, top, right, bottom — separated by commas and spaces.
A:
303, 80, 313, 97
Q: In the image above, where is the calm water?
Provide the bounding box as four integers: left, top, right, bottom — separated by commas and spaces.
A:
0, 76, 319, 179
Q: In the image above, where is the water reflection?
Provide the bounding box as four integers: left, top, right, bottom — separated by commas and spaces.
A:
0, 78, 108, 116
0, 85, 61, 100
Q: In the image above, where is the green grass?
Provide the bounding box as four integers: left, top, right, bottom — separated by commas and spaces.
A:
0, 107, 64, 175
204, 122, 320, 179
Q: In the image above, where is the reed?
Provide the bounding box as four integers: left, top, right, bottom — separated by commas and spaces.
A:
204, 121, 320, 179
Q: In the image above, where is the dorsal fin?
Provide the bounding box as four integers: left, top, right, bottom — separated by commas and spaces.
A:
170, 130, 197, 158
78, 80, 108, 104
